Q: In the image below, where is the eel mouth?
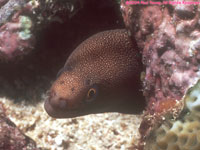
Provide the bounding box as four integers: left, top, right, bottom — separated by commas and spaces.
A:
44, 98, 81, 118
44, 98, 58, 117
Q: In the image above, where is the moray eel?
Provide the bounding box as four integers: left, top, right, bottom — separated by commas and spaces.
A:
44, 29, 145, 118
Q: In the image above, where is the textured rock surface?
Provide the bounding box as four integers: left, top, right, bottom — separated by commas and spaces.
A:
0, 0, 83, 61
147, 80, 200, 150
0, 102, 39, 150
121, 0, 200, 149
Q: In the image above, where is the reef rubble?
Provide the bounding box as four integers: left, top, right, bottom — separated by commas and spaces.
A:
0, 102, 39, 150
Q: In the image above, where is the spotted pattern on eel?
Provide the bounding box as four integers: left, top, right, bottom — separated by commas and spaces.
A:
44, 29, 145, 118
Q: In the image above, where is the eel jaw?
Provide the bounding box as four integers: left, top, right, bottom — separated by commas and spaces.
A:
44, 98, 84, 118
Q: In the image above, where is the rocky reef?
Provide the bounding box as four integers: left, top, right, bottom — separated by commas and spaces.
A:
0, 102, 38, 150
0, 0, 83, 61
121, 0, 200, 149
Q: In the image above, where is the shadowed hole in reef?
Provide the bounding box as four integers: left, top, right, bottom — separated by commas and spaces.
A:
188, 128, 193, 133
187, 134, 197, 147
168, 144, 180, 150
0, 0, 124, 103
166, 132, 178, 143
191, 96, 197, 102
157, 141, 168, 149
157, 129, 166, 139
178, 126, 183, 132
178, 134, 188, 145
194, 105, 200, 112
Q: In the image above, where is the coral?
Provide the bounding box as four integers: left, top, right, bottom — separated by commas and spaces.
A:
146, 80, 200, 150
185, 81, 200, 114
0, 13, 35, 60
0, 0, 84, 61
121, 0, 200, 149
0, 0, 35, 60
0, 0, 8, 7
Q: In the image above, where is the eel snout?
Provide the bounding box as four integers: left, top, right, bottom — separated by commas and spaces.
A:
47, 90, 68, 109
44, 89, 74, 118
44, 86, 86, 118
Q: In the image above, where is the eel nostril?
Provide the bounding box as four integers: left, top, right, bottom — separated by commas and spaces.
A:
50, 96, 67, 109
47, 91, 57, 105
50, 90, 56, 97
46, 90, 55, 100
47, 90, 68, 109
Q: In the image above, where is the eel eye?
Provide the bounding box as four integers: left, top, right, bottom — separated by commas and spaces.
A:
85, 85, 98, 102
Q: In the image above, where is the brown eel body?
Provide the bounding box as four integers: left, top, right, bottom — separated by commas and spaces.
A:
44, 29, 145, 118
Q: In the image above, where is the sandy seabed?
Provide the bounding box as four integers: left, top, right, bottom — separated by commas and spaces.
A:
0, 97, 142, 150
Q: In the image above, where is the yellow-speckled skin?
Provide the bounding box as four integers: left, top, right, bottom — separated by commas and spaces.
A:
44, 29, 145, 118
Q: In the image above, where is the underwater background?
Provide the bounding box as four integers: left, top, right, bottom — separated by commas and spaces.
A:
0, 0, 142, 149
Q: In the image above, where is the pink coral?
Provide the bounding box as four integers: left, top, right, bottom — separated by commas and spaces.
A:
0, 1, 35, 61
0, 0, 8, 7
0, 15, 34, 60
0, 0, 83, 61
121, 0, 200, 149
